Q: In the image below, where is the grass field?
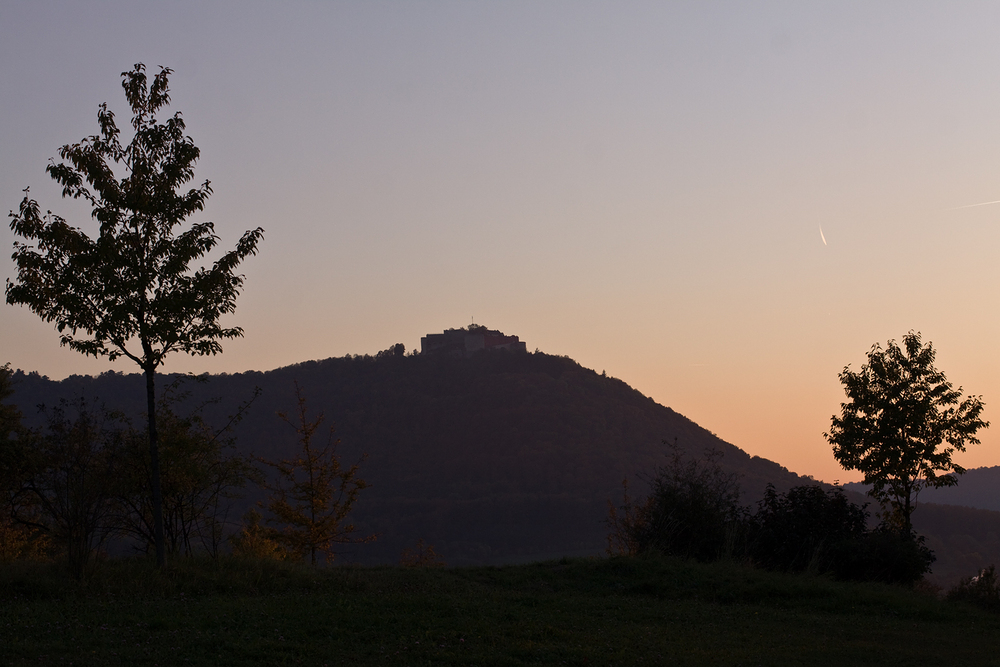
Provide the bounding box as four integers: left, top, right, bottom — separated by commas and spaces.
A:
1, 556, 997, 666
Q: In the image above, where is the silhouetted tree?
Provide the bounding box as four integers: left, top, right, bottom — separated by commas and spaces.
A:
6, 64, 264, 567
826, 332, 988, 536
376, 343, 406, 359
117, 380, 261, 558
259, 385, 374, 565
622, 441, 748, 562
0, 364, 49, 560
13, 399, 126, 578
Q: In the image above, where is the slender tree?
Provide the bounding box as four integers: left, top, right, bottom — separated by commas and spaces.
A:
826, 332, 988, 536
259, 384, 374, 565
6, 64, 263, 567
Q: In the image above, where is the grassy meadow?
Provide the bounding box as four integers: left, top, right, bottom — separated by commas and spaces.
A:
2, 556, 998, 666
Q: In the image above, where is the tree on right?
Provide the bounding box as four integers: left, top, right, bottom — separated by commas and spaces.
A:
826, 331, 988, 536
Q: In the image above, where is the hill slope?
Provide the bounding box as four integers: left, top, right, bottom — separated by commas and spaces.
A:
9, 350, 805, 566
845, 467, 1000, 513
10, 348, 1000, 584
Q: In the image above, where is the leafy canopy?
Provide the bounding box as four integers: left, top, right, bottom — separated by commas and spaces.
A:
6, 63, 263, 372
6, 63, 263, 569
825, 331, 988, 533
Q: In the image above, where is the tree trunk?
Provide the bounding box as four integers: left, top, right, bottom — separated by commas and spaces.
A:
145, 365, 166, 568
902, 485, 913, 539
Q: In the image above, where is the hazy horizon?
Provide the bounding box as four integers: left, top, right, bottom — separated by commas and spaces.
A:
4, 2, 999, 484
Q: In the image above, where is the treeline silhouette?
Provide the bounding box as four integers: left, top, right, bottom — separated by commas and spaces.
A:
1, 368, 373, 577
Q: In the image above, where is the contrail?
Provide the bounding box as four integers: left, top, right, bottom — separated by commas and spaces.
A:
819, 225, 827, 246
948, 199, 1000, 210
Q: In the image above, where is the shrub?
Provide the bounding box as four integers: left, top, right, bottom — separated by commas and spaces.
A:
399, 539, 446, 568
947, 565, 1000, 611
629, 443, 748, 562
608, 446, 935, 586
751, 484, 868, 573
606, 478, 644, 557
749, 484, 933, 584
828, 527, 935, 585
16, 400, 126, 579
0, 515, 49, 562
228, 508, 290, 561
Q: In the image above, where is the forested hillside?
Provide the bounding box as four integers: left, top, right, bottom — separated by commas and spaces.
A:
8, 349, 805, 566
8, 348, 1000, 583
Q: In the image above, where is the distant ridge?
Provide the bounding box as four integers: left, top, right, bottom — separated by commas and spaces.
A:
844, 467, 1000, 513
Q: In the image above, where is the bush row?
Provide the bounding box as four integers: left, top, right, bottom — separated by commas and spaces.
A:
607, 446, 935, 585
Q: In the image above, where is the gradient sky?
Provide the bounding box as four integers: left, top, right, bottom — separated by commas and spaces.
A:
3, 2, 999, 484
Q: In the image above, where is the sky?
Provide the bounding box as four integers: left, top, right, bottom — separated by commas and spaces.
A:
3, 1, 1000, 484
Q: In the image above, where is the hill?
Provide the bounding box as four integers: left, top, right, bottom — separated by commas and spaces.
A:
8, 347, 1000, 584
8, 349, 804, 566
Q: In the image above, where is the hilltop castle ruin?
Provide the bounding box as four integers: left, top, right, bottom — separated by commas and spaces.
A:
420, 325, 527, 357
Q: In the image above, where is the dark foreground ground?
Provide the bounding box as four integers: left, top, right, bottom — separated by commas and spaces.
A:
1, 556, 997, 666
